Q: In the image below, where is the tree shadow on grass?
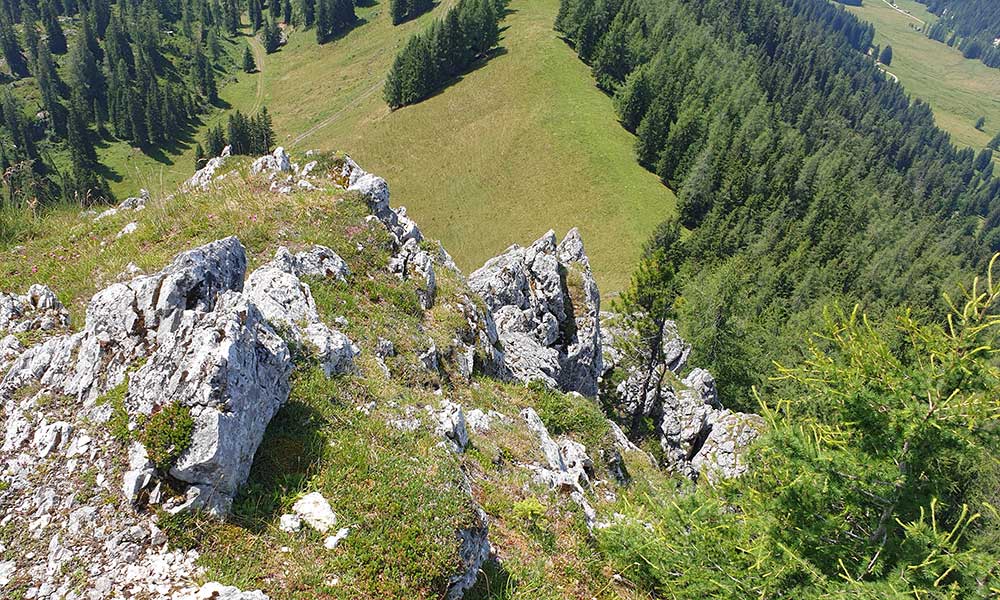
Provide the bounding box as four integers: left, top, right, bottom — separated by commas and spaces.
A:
227, 398, 329, 532
317, 17, 369, 45
395, 1, 439, 24
95, 161, 124, 185
413, 47, 510, 105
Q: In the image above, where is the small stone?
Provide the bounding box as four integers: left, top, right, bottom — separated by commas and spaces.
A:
0, 560, 15, 585
292, 492, 337, 533
279, 513, 302, 533
116, 222, 139, 239
323, 527, 349, 549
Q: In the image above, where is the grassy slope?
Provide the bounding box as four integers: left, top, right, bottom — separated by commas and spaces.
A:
0, 155, 668, 598
845, 0, 1000, 150
102, 0, 676, 294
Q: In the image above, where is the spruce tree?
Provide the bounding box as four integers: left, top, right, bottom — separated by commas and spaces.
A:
194, 142, 206, 169
315, 0, 329, 42
269, 0, 280, 19
390, 0, 405, 25
301, 0, 315, 26
256, 105, 274, 151
242, 45, 257, 72
974, 148, 993, 172
988, 130, 1000, 151
283, 0, 292, 24
35, 42, 66, 136
67, 32, 105, 123
0, 15, 28, 78
22, 5, 40, 68
635, 92, 673, 168
249, 0, 263, 30
333, 0, 355, 33
384, 52, 404, 109
41, 0, 67, 55
225, 0, 239, 35
614, 65, 651, 132
66, 102, 105, 204
205, 124, 225, 157
879, 44, 893, 65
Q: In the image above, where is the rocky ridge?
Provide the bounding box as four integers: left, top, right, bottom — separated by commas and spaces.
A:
0, 148, 762, 598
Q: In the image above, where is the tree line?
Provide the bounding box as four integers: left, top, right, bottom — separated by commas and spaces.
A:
0, 0, 363, 213
0, 0, 238, 207
195, 105, 275, 167
557, 0, 1000, 591
383, 0, 503, 109
918, 0, 1000, 69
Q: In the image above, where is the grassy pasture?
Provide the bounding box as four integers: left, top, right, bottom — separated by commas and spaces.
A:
845, 0, 1000, 151
97, 0, 676, 294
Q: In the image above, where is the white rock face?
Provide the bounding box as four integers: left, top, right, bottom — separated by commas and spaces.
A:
389, 238, 436, 310
116, 221, 139, 238
293, 245, 350, 281
130, 292, 291, 510
520, 407, 594, 494
292, 492, 338, 533
692, 411, 765, 482
2, 236, 297, 518
0, 284, 70, 335
432, 400, 469, 453
601, 313, 761, 482
244, 247, 359, 378
0, 334, 24, 375
185, 146, 231, 190
323, 527, 350, 549
447, 477, 491, 600
470, 229, 602, 396
250, 147, 292, 175
342, 157, 416, 245
2, 236, 248, 404
279, 513, 302, 533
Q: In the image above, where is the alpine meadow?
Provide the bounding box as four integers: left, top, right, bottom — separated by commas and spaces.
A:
1, 0, 1000, 597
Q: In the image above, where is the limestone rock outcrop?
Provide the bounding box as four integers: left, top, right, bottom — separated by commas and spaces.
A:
601, 315, 761, 482
0, 284, 70, 335
469, 229, 602, 396
244, 246, 358, 378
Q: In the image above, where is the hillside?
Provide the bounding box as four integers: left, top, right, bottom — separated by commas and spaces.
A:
0, 149, 750, 598
845, 0, 1000, 149
4, 146, 1000, 598
113, 0, 676, 294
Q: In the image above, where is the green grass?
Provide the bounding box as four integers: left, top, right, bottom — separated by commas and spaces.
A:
845, 0, 1000, 151
97, 0, 676, 294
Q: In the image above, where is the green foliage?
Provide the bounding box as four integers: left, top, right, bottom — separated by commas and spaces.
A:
512, 497, 546, 526
242, 45, 257, 74
975, 115, 986, 131
989, 130, 1000, 151
879, 43, 893, 65
225, 107, 276, 156
99, 382, 133, 443
559, 0, 1000, 403
384, 0, 504, 108
529, 382, 610, 448
137, 403, 195, 471
599, 258, 1000, 597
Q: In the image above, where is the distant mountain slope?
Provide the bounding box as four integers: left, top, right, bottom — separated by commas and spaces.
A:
120, 0, 676, 294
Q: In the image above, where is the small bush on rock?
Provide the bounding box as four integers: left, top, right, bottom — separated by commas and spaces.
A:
138, 403, 195, 471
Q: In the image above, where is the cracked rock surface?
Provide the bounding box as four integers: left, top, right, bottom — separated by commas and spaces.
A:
470, 229, 602, 396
